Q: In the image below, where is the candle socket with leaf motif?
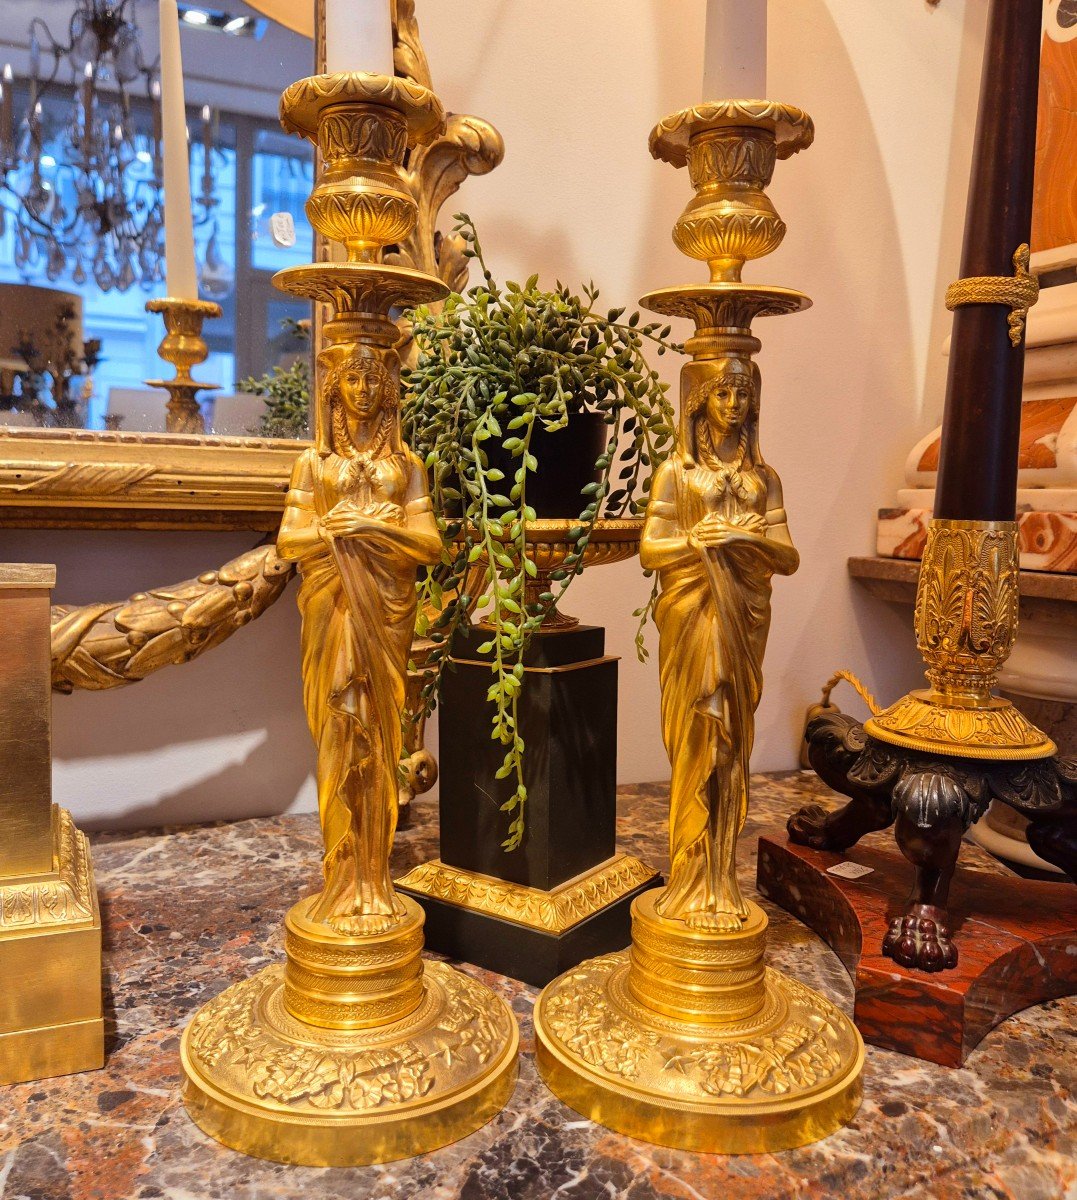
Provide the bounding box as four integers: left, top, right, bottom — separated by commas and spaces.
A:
533, 101, 864, 1154
178, 72, 517, 1168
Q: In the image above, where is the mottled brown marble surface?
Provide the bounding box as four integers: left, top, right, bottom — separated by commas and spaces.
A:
1, 773, 1074, 1200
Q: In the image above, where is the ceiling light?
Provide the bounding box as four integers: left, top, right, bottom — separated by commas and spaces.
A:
178, 6, 265, 37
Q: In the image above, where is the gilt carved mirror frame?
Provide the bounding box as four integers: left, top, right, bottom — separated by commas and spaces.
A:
0, 0, 502, 535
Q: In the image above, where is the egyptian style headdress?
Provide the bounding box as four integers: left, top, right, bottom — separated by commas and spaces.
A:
316, 344, 405, 459
680, 356, 763, 473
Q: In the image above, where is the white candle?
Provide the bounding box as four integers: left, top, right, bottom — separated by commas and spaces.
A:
158, 0, 198, 299
324, 0, 394, 76
81, 62, 94, 158
1, 65, 13, 160
701, 0, 767, 101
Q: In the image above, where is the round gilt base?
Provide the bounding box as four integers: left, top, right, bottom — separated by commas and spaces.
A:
534, 893, 863, 1154
180, 959, 519, 1166
865, 689, 1057, 761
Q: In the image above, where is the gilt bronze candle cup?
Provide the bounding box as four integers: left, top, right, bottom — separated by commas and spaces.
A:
145, 296, 222, 435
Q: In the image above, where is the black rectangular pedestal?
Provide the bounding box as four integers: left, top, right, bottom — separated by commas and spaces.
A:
438, 623, 617, 890
400, 622, 660, 982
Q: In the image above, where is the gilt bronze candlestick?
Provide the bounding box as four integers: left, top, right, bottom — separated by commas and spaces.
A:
533, 100, 864, 1153
790, 0, 1077, 978
179, 72, 517, 1167
145, 296, 222, 434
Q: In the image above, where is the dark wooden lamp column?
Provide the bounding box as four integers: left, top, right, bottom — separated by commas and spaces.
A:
755, 0, 1077, 1063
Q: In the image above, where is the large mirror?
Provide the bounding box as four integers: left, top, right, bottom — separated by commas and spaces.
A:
0, 0, 314, 442
0, 0, 496, 529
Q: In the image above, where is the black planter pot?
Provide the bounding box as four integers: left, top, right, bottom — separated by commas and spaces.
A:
484, 409, 607, 518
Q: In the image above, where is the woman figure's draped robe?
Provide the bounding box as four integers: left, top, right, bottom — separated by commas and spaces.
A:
282, 446, 424, 926
645, 455, 776, 923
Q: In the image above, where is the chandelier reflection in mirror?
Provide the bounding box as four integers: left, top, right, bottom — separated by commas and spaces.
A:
0, 0, 228, 296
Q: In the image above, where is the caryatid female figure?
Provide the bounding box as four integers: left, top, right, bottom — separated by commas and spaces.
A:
640, 355, 799, 931
278, 348, 441, 935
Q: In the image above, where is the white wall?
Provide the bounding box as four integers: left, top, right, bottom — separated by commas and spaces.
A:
10, 0, 988, 829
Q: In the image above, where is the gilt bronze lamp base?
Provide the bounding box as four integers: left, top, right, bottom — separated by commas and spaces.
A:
534, 891, 863, 1154
181, 896, 517, 1167
793, 520, 1077, 972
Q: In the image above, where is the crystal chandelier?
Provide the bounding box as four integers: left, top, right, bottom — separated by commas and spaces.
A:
0, 0, 224, 294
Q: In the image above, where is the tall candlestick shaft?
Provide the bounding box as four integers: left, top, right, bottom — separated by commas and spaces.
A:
935, 0, 1041, 522
158, 0, 198, 300
701, 0, 766, 101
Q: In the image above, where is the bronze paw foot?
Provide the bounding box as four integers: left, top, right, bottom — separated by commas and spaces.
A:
882, 904, 958, 972
787, 803, 840, 849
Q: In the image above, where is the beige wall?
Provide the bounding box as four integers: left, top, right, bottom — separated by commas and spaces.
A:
20, 0, 987, 828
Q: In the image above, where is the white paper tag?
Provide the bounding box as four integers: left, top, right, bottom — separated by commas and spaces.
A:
270, 211, 296, 248
826, 861, 874, 881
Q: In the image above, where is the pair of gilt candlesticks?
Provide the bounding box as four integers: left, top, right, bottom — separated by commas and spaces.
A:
179, 67, 861, 1166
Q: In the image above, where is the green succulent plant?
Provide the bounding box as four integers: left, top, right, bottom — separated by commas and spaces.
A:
240, 319, 312, 440
403, 214, 678, 851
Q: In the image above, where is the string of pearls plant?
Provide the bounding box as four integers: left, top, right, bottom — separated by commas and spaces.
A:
403, 216, 677, 850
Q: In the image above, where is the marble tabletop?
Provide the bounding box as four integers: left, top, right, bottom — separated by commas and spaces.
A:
1, 772, 1074, 1200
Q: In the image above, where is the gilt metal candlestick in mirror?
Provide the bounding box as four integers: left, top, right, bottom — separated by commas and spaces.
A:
179, 70, 517, 1167
534, 100, 864, 1153
144, 297, 223, 435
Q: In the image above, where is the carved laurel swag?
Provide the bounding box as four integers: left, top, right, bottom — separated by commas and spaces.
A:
50, 543, 294, 692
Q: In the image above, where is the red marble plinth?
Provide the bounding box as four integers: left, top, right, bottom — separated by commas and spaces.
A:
756, 833, 1077, 1067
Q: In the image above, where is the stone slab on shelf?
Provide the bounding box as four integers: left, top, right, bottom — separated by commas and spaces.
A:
756, 833, 1077, 1067
876, 507, 1077, 573
848, 554, 1077, 624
